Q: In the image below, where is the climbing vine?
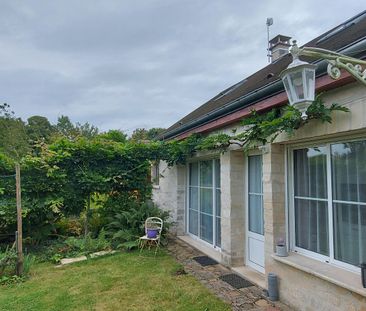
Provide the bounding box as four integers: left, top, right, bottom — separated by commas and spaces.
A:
161, 95, 349, 164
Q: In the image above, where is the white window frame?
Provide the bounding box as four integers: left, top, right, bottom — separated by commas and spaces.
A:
186, 158, 221, 249
288, 138, 365, 274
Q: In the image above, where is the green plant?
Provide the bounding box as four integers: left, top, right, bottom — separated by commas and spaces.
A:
22, 254, 36, 275
0, 274, 25, 286
50, 253, 62, 264
64, 229, 111, 256
105, 200, 170, 250
0, 246, 17, 277
56, 217, 83, 237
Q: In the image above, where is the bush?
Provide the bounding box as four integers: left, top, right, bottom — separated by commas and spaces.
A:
105, 199, 170, 250
56, 217, 83, 237
64, 229, 111, 256
0, 246, 17, 277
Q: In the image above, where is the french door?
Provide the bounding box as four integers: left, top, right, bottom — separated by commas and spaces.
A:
247, 155, 265, 273
188, 159, 221, 248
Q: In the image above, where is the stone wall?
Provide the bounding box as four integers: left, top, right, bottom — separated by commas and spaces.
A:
220, 150, 246, 267
152, 161, 179, 235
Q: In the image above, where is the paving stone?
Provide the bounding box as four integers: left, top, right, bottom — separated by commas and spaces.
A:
89, 250, 116, 258
255, 299, 271, 307
167, 237, 292, 311
59, 256, 87, 265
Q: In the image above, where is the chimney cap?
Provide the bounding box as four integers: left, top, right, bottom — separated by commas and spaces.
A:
269, 34, 292, 45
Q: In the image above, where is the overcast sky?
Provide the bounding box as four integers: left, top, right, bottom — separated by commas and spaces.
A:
0, 1, 364, 133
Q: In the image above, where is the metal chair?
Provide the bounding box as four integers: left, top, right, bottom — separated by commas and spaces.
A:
139, 217, 163, 255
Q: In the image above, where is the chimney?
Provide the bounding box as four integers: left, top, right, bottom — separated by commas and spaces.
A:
269, 35, 291, 62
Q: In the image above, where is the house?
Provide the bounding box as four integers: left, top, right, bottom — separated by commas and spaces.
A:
153, 11, 366, 311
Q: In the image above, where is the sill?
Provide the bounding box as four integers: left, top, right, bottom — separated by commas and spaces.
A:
272, 253, 366, 298
152, 185, 160, 189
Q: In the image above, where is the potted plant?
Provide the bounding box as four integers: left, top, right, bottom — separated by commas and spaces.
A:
275, 237, 288, 257
146, 224, 160, 239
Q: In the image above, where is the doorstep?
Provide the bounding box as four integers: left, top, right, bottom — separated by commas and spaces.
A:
178, 235, 266, 290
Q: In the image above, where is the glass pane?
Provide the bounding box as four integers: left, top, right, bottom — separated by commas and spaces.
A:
283, 76, 294, 105
333, 203, 366, 267
189, 162, 198, 186
295, 198, 329, 255
305, 68, 315, 101
294, 147, 327, 199
289, 70, 304, 100
215, 189, 221, 217
215, 159, 221, 188
249, 194, 264, 235
248, 155, 262, 194
216, 217, 221, 247
200, 213, 213, 243
189, 187, 198, 211
200, 188, 213, 215
189, 210, 198, 236
200, 160, 213, 187
331, 141, 366, 203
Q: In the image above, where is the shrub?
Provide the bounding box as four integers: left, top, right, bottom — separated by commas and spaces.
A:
0, 246, 17, 277
64, 229, 111, 256
105, 199, 170, 250
56, 217, 83, 237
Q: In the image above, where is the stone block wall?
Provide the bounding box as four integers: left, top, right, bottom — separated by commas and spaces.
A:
220, 150, 246, 267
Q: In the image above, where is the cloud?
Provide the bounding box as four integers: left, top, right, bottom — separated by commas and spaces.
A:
0, 0, 364, 133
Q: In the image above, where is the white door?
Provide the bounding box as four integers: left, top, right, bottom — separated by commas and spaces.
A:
247, 155, 265, 273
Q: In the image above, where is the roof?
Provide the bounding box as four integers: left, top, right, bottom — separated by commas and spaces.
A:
162, 10, 366, 140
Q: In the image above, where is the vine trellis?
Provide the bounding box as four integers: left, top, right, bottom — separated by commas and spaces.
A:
160, 95, 349, 166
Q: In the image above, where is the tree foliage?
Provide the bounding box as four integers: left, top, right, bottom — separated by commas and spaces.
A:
0, 96, 349, 242
26, 116, 54, 143
0, 104, 30, 160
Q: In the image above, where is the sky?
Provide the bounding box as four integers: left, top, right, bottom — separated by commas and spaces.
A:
0, 1, 364, 134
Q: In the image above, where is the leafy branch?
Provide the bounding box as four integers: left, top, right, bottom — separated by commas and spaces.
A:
162, 95, 349, 164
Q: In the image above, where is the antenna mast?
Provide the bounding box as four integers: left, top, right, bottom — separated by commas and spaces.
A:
266, 17, 273, 63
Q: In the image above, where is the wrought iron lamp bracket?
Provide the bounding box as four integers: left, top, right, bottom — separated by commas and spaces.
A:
290, 40, 366, 86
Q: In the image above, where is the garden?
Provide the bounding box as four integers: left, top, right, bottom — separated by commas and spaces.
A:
0, 98, 348, 309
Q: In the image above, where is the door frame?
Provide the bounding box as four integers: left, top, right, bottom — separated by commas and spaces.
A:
245, 152, 265, 273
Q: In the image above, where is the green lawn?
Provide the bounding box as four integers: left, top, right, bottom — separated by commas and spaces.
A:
0, 251, 230, 311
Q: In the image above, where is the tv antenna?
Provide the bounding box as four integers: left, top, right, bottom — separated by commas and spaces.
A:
266, 18, 273, 63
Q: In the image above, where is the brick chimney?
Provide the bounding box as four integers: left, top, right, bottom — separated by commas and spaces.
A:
269, 35, 291, 62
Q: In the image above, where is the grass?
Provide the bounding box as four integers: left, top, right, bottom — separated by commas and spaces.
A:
0, 250, 230, 311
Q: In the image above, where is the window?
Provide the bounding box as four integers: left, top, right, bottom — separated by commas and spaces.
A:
248, 155, 264, 235
291, 140, 366, 271
151, 162, 160, 186
188, 159, 221, 247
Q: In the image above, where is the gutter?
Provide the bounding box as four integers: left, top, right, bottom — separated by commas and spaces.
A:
161, 36, 366, 141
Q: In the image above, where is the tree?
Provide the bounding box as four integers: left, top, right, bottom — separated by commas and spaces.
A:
146, 128, 165, 141
98, 130, 127, 143
55, 115, 78, 140
55, 116, 99, 140
130, 127, 165, 142
26, 115, 54, 143
76, 122, 99, 139
0, 103, 29, 160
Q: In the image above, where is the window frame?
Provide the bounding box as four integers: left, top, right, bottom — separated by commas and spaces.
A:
288, 138, 365, 274
186, 157, 221, 249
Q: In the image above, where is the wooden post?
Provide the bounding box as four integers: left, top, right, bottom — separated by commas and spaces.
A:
15, 163, 23, 276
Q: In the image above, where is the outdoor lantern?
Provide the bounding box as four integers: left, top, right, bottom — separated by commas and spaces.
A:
280, 52, 317, 118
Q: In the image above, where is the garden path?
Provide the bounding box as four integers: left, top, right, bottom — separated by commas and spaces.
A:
167, 238, 293, 311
